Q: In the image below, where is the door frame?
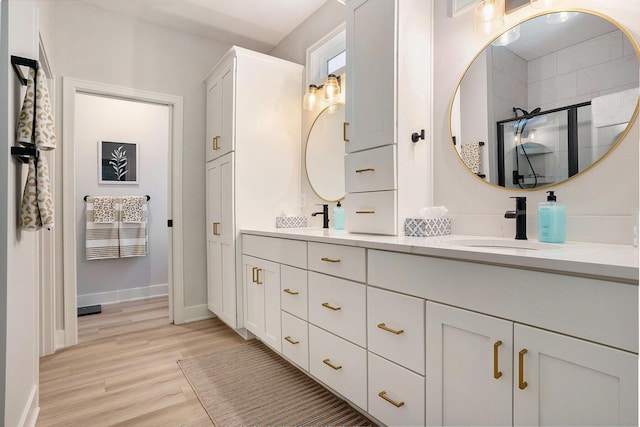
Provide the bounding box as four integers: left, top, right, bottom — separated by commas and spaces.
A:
61, 78, 184, 347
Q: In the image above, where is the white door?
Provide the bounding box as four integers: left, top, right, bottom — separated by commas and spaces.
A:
345, 0, 395, 153
243, 255, 264, 335
514, 324, 638, 426
207, 59, 234, 161
243, 255, 281, 351
426, 302, 513, 426
206, 159, 222, 315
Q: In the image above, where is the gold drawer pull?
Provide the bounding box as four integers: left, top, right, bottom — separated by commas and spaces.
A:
518, 348, 528, 390
377, 323, 404, 335
252, 268, 262, 285
212, 222, 220, 236
343, 122, 349, 142
251, 267, 258, 283
323, 358, 342, 370
494, 340, 503, 380
284, 336, 299, 345
321, 257, 341, 263
355, 168, 375, 173
213, 135, 220, 150
355, 210, 376, 214
322, 302, 341, 311
378, 391, 405, 408
283, 288, 299, 295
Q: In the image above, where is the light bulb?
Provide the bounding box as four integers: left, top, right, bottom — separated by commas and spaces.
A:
323, 74, 340, 102
303, 85, 318, 111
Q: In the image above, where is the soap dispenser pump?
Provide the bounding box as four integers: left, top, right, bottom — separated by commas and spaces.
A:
538, 191, 566, 243
333, 201, 345, 230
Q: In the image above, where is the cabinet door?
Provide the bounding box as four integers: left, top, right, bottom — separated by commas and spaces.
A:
345, 0, 395, 153
243, 255, 281, 352
206, 57, 234, 161
514, 324, 638, 426
426, 302, 513, 426
206, 154, 236, 327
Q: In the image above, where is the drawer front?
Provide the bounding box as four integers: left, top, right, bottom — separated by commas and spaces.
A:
281, 311, 309, 372
368, 352, 425, 427
308, 272, 366, 347
281, 265, 308, 320
242, 234, 307, 268
345, 145, 396, 193
309, 324, 367, 410
308, 242, 366, 282
344, 190, 396, 235
368, 287, 425, 374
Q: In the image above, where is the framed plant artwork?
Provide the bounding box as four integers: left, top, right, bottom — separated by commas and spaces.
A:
98, 140, 139, 184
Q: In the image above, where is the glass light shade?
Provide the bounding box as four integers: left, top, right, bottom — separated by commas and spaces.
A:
530, 0, 559, 9
303, 85, 318, 111
492, 26, 520, 46
474, 0, 505, 35
323, 74, 340, 102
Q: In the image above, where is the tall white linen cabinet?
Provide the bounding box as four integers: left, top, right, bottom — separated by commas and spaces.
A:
344, 0, 432, 235
205, 46, 302, 330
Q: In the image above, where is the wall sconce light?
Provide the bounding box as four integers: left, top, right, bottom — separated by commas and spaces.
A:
323, 74, 341, 102
303, 84, 319, 111
475, 0, 505, 35
302, 74, 342, 111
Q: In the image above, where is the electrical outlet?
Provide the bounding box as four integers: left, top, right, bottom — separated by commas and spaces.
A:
301, 193, 307, 208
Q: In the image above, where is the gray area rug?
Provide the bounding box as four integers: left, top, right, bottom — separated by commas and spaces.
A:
178, 340, 376, 427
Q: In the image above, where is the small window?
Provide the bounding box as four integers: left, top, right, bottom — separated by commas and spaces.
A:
306, 23, 346, 86
327, 50, 346, 76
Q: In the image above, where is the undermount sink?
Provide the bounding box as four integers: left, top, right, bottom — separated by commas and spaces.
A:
447, 239, 561, 251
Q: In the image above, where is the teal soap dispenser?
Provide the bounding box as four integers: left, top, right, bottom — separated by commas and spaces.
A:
333, 201, 345, 230
538, 191, 566, 243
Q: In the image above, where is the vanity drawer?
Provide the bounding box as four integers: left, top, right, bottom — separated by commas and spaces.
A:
308, 271, 366, 347
368, 352, 425, 427
367, 287, 425, 374
308, 242, 366, 282
242, 234, 307, 269
345, 145, 396, 193
309, 324, 367, 411
281, 265, 308, 320
281, 311, 309, 372
344, 190, 396, 235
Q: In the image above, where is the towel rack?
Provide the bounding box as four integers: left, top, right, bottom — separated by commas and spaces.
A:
84, 195, 150, 201
11, 55, 39, 163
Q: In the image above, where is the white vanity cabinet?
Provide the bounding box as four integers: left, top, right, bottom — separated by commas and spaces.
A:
426, 301, 638, 426
204, 46, 302, 330
344, 0, 431, 235
243, 255, 281, 352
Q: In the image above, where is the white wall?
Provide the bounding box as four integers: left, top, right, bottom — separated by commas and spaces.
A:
2, 1, 41, 425
36, 1, 232, 328
74, 93, 169, 306
433, 0, 639, 244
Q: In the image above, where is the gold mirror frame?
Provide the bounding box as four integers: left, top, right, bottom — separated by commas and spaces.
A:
450, 9, 640, 191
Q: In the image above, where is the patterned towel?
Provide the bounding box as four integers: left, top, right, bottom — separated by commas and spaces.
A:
121, 196, 145, 223
16, 62, 56, 150
119, 200, 147, 258
85, 197, 120, 260
93, 196, 117, 223
460, 142, 481, 174
19, 154, 54, 231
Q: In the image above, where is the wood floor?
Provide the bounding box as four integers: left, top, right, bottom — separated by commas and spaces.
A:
37, 297, 246, 427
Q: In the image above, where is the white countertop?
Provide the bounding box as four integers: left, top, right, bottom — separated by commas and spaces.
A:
240, 228, 639, 283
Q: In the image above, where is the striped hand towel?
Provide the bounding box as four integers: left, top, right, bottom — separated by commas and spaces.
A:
119, 198, 147, 258
85, 196, 120, 260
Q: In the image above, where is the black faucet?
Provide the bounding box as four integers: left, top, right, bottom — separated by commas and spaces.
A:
505, 196, 527, 240
311, 204, 329, 229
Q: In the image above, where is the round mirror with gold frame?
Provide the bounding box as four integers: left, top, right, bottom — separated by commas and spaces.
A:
450, 9, 640, 189
305, 102, 346, 201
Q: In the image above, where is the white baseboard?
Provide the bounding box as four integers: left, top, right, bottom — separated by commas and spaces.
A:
55, 329, 66, 350
18, 385, 39, 427
183, 304, 214, 323
77, 284, 168, 307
